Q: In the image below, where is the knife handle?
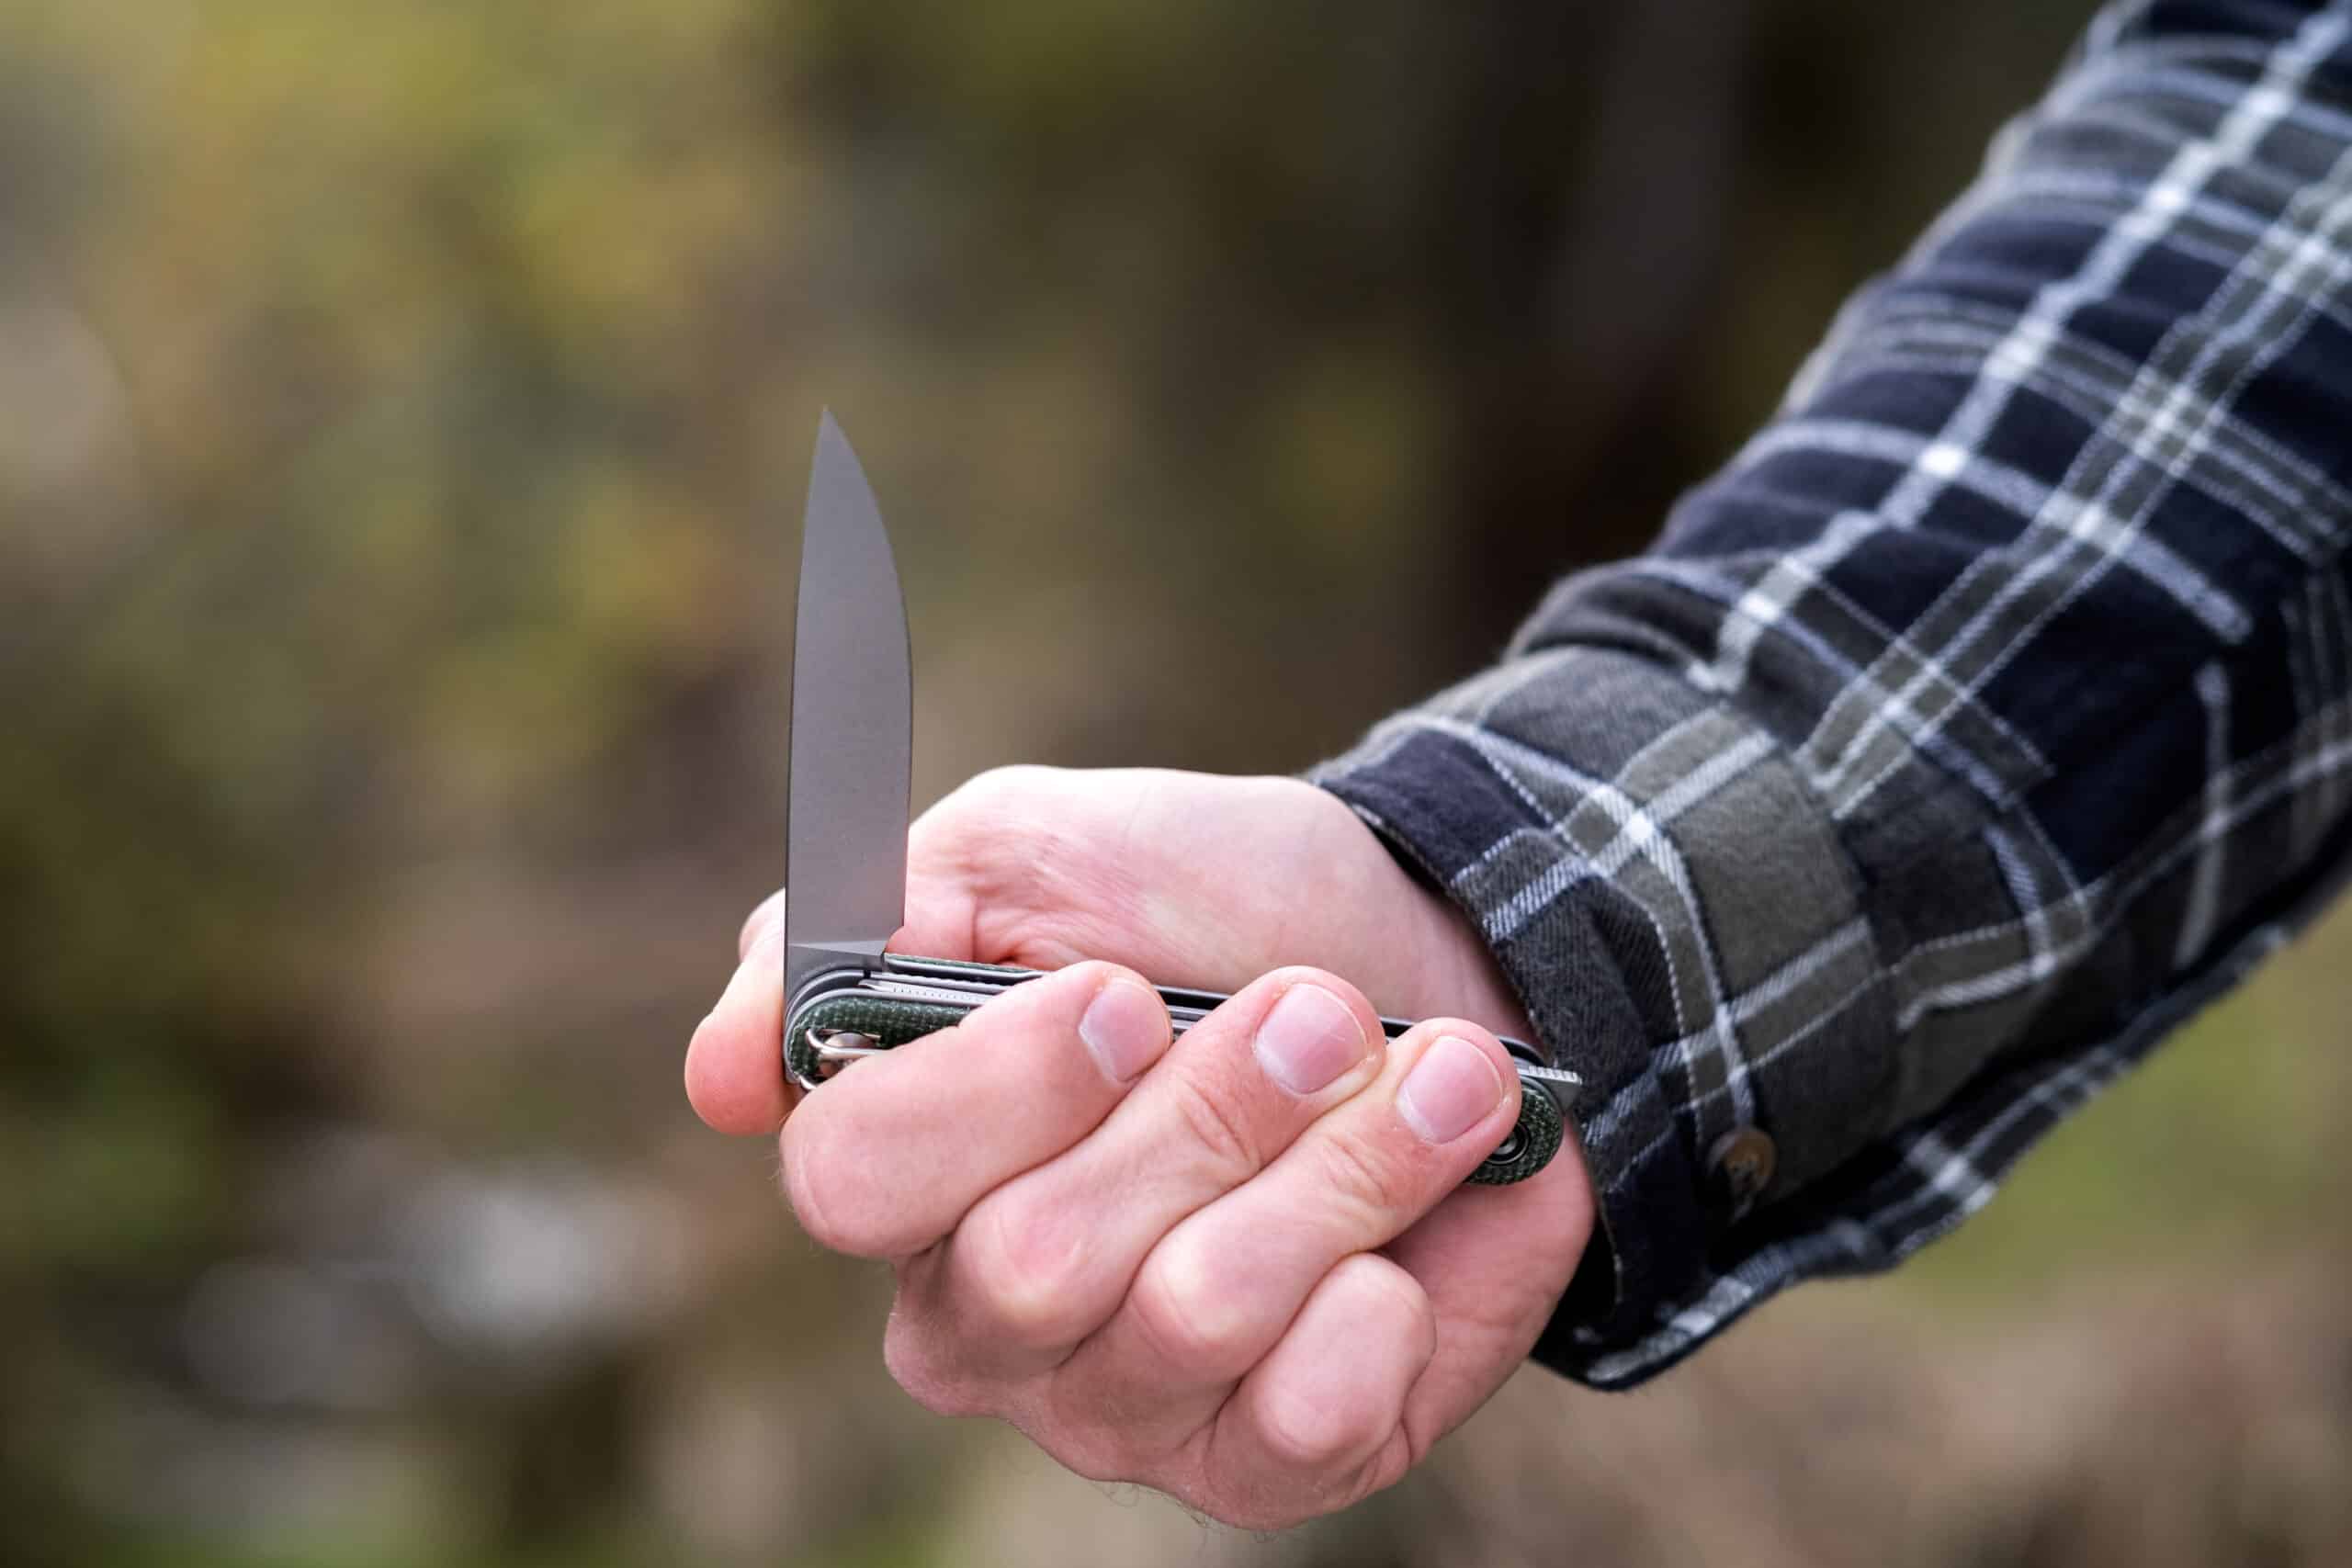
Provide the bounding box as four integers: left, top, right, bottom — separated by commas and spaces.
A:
784, 958, 1571, 1188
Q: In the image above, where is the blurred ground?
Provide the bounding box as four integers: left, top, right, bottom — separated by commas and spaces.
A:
4, 1, 2347, 1563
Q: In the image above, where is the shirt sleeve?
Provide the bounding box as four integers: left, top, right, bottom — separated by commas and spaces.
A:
1311, 0, 2352, 1389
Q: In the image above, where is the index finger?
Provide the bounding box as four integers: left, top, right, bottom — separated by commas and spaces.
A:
781, 960, 1171, 1259
684, 904, 796, 1134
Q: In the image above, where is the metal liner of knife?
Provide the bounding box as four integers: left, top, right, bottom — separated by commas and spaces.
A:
778, 412, 1577, 1186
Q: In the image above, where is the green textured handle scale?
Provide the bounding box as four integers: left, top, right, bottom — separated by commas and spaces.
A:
785, 964, 1568, 1188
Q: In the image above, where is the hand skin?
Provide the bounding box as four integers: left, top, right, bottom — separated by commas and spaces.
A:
684, 767, 1594, 1530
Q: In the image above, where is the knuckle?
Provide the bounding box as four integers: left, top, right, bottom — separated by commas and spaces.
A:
1160, 1071, 1261, 1184
954, 1194, 1097, 1351
1129, 1235, 1254, 1379
1035, 1421, 1148, 1487
882, 1313, 989, 1418
1381, 1264, 1442, 1362
779, 1113, 888, 1258
1306, 1126, 1422, 1225
776, 1119, 842, 1249
912, 771, 1023, 875
1035, 1372, 1192, 1488
936, 762, 1028, 816
1197, 1428, 1408, 1531
1254, 1382, 1385, 1474
967, 761, 1061, 802
926, 764, 1055, 846
914, 769, 1102, 959
1358, 1429, 1417, 1503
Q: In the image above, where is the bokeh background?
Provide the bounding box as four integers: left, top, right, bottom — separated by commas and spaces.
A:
6, 1, 2349, 1563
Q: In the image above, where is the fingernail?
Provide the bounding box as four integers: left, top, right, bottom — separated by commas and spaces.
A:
1254, 984, 1368, 1096
1396, 1035, 1505, 1145
1080, 980, 1170, 1085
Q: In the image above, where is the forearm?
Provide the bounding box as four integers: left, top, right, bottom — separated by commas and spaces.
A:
1317, 0, 2352, 1387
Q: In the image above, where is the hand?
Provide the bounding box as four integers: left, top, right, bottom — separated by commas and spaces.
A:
684, 766, 1593, 1529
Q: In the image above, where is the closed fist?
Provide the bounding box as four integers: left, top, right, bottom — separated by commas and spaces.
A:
685, 767, 1592, 1529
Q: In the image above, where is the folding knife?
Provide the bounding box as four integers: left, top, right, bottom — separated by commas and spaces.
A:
779, 412, 1576, 1185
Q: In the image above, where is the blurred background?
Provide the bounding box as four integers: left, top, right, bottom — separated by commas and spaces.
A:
5, 0, 2348, 1562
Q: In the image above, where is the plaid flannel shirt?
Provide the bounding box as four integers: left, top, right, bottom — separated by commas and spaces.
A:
1313, 0, 2352, 1389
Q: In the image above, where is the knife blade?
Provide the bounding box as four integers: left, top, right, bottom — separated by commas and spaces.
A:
785, 410, 912, 1004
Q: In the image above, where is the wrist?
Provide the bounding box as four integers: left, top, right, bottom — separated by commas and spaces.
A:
1303, 779, 1535, 1043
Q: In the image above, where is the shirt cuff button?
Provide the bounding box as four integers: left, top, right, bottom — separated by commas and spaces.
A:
1707, 1126, 1777, 1220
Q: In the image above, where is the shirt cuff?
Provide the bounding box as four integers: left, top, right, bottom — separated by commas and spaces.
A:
1309, 650, 1886, 1389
